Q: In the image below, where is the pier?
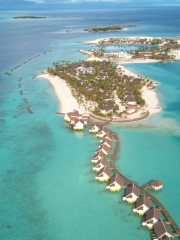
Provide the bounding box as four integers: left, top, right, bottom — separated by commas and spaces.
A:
64, 111, 180, 238
106, 128, 180, 237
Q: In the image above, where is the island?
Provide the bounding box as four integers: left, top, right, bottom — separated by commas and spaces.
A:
84, 25, 136, 32
82, 36, 180, 63
12, 16, 46, 19
38, 56, 160, 123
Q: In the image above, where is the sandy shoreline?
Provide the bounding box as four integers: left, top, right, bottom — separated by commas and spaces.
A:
38, 62, 161, 118
38, 74, 85, 113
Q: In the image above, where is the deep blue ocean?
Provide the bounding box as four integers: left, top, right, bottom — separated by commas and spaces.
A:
0, 7, 180, 240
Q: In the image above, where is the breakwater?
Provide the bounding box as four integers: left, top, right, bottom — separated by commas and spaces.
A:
66, 119, 180, 239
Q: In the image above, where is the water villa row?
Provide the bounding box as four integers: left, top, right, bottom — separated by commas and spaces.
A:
64, 109, 180, 240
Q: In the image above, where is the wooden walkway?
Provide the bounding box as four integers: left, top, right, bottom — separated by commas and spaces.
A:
106, 128, 180, 237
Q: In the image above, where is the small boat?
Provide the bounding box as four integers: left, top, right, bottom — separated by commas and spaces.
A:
66, 30, 71, 33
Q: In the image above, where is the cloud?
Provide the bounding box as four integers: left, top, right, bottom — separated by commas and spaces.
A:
24, 0, 44, 3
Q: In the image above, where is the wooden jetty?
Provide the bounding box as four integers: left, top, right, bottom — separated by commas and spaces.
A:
106, 128, 180, 237
23, 98, 29, 104
26, 107, 33, 114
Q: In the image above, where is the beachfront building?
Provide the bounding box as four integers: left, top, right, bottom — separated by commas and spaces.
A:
89, 123, 101, 133
125, 96, 137, 106
142, 207, 162, 229
106, 174, 123, 192
150, 180, 164, 191
126, 105, 138, 114
99, 106, 113, 115
100, 138, 112, 148
92, 151, 106, 163
104, 51, 132, 59
97, 144, 110, 155
133, 195, 151, 215
95, 166, 111, 182
153, 220, 173, 239
93, 158, 107, 172
96, 127, 109, 138
123, 183, 140, 203
64, 109, 82, 122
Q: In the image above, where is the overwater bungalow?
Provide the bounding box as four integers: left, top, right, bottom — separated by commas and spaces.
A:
100, 138, 112, 148
97, 144, 110, 155
106, 174, 123, 192
133, 195, 151, 215
95, 166, 111, 182
64, 109, 82, 122
153, 220, 173, 239
93, 158, 107, 172
71, 119, 84, 130
89, 123, 101, 133
150, 180, 164, 191
91, 151, 106, 163
100, 132, 113, 142
96, 127, 109, 138
142, 207, 162, 229
122, 183, 140, 203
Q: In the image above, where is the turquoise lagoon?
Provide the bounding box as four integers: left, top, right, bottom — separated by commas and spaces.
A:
1, 8, 180, 240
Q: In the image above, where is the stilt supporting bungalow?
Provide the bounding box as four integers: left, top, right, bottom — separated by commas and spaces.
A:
106, 174, 123, 192
93, 158, 107, 172
133, 195, 151, 215
122, 183, 140, 203
142, 207, 162, 229
64, 109, 82, 122
91, 151, 106, 163
89, 123, 101, 133
153, 220, 173, 239
100, 132, 113, 142
96, 127, 109, 138
150, 180, 164, 191
100, 138, 112, 148
97, 144, 110, 155
95, 166, 111, 182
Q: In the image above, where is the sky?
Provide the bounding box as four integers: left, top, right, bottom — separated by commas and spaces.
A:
1, 0, 180, 10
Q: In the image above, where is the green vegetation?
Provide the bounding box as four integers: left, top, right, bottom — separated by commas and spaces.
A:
12, 16, 46, 19
91, 26, 122, 32
48, 60, 147, 117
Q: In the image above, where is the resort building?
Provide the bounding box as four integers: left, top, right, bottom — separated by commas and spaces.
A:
153, 220, 173, 239
89, 123, 101, 133
64, 109, 82, 122
142, 207, 162, 229
92, 151, 106, 163
71, 119, 84, 130
95, 166, 111, 182
97, 144, 110, 155
100, 132, 114, 142
93, 158, 107, 172
125, 96, 137, 106
100, 138, 112, 148
96, 127, 109, 138
99, 106, 113, 115
123, 183, 140, 203
126, 105, 138, 114
106, 174, 123, 192
133, 195, 151, 215
150, 180, 164, 191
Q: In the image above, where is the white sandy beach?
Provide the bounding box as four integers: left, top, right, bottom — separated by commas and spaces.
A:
38, 74, 85, 113
116, 65, 161, 115
38, 61, 161, 117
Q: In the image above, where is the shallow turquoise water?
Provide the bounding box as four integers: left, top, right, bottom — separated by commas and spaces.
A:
1, 8, 180, 240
